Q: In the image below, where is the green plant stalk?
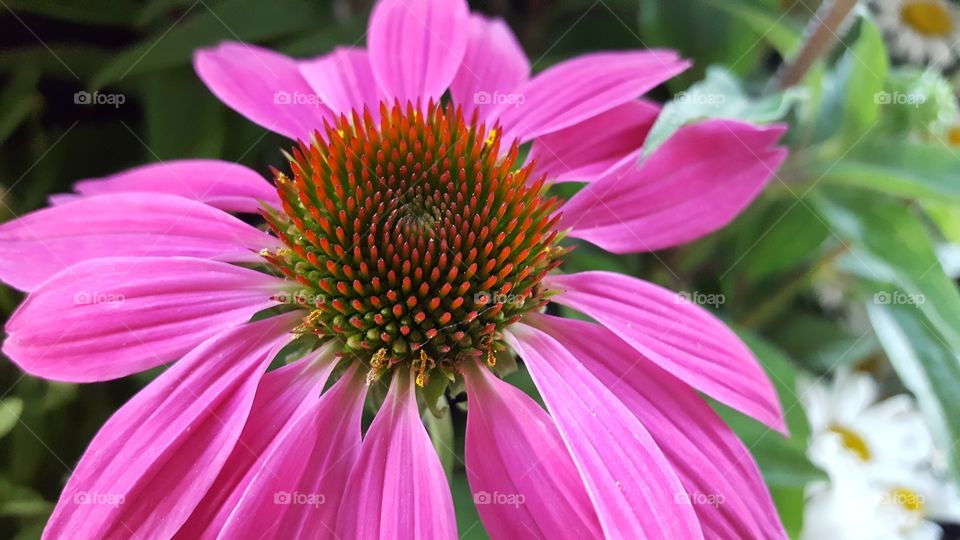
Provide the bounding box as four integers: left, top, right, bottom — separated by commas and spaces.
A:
775, 0, 860, 90
740, 243, 849, 329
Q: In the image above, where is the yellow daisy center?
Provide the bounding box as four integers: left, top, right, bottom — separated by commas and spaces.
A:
889, 487, 926, 515
901, 1, 954, 37
947, 125, 960, 146
828, 423, 872, 461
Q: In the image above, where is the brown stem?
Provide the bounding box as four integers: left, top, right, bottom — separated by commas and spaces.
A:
775, 0, 860, 90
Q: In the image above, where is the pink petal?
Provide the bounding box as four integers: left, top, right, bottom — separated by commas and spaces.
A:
336, 371, 456, 539
560, 120, 788, 253
300, 47, 383, 118
367, 0, 469, 104
3, 257, 282, 382
546, 271, 787, 433
528, 100, 659, 183
505, 324, 703, 539
43, 314, 298, 540
494, 51, 689, 142
532, 314, 787, 539
463, 362, 602, 539
194, 42, 333, 140
448, 15, 530, 121
218, 366, 367, 538
176, 345, 339, 539
0, 193, 278, 292
56, 160, 279, 213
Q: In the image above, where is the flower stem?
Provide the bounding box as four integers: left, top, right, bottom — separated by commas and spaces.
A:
775, 0, 860, 90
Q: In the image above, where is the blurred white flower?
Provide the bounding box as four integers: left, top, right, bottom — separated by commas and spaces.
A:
799, 370, 960, 539
868, 0, 960, 70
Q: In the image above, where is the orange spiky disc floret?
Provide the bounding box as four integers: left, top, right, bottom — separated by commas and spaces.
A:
263, 100, 565, 382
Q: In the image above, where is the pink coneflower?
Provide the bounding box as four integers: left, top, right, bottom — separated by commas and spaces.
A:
0, 0, 790, 537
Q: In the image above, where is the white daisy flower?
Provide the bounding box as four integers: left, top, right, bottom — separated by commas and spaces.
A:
800, 369, 933, 471
799, 370, 960, 538
869, 0, 960, 70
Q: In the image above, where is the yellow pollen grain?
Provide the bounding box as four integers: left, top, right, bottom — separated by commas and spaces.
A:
371, 348, 387, 369
485, 129, 498, 146
901, 1, 953, 36
889, 487, 925, 514
486, 348, 496, 367
416, 349, 430, 388
828, 423, 872, 461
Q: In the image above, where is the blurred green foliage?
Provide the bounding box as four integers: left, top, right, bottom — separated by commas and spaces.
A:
1, 0, 959, 538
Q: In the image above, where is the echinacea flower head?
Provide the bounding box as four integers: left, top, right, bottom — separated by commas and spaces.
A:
0, 0, 791, 538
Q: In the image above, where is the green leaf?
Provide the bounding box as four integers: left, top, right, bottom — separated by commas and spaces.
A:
643, 67, 802, 157
924, 200, 960, 243
3, 0, 140, 27
0, 475, 51, 519
141, 70, 225, 159
0, 398, 24, 439
452, 469, 488, 539
638, 0, 774, 83
818, 138, 960, 202
0, 68, 40, 145
837, 20, 888, 139
714, 332, 823, 488
701, 0, 804, 56
91, 0, 331, 88
736, 200, 829, 280
770, 485, 806, 539
423, 396, 456, 482
867, 301, 960, 479
816, 188, 960, 354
